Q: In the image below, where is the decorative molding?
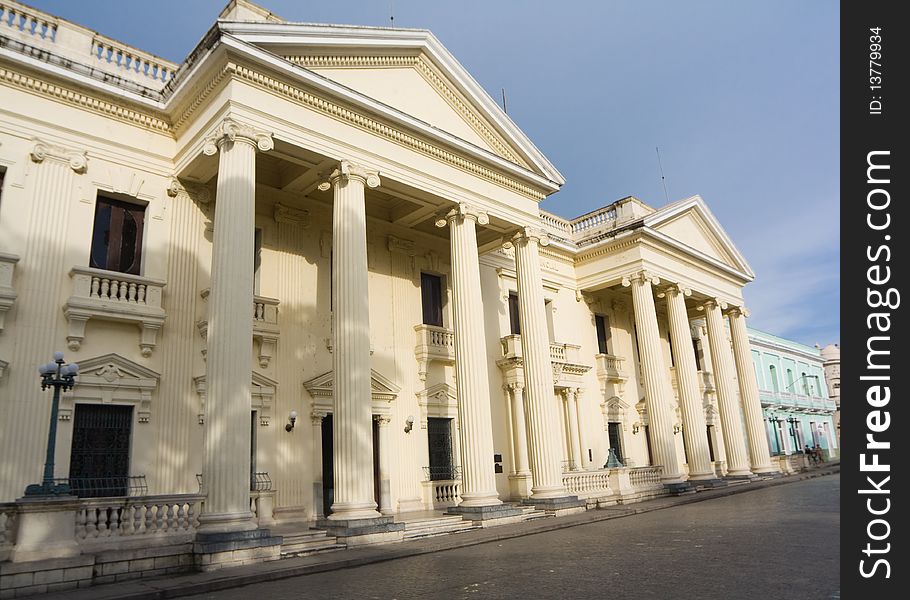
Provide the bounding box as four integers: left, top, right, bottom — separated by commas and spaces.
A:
202, 118, 274, 155
0, 66, 170, 132
0, 252, 19, 332
0, 358, 8, 379
229, 64, 546, 200
512, 226, 550, 247
29, 140, 87, 173
273, 203, 310, 227
303, 368, 400, 417
166, 177, 212, 204
621, 270, 660, 288
194, 371, 277, 426
172, 63, 233, 131
284, 54, 526, 167
64, 353, 160, 424
416, 382, 458, 429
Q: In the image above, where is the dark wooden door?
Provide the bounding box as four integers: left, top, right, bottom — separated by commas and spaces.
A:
69, 404, 132, 497
321, 414, 333, 516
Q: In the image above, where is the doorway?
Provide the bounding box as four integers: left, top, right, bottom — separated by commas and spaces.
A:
69, 404, 133, 497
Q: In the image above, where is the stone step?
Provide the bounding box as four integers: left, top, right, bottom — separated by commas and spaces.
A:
519, 508, 553, 521
279, 530, 345, 557
402, 521, 478, 540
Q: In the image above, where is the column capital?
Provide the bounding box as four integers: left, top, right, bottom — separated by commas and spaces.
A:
698, 298, 728, 311
30, 140, 87, 173
621, 270, 660, 287
435, 202, 489, 228
373, 414, 392, 426
310, 411, 326, 425
659, 282, 692, 298
511, 226, 550, 247
318, 160, 381, 190
726, 305, 750, 318
506, 381, 525, 393
202, 118, 274, 155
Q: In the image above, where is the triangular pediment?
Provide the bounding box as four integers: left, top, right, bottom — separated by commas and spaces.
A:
644, 195, 754, 279
75, 353, 160, 385
303, 369, 401, 401
220, 19, 564, 186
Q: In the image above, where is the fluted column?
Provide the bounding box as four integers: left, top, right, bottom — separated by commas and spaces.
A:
563, 389, 581, 471
664, 285, 715, 480
375, 415, 393, 514
435, 204, 501, 507
325, 161, 382, 520
622, 271, 683, 483
573, 388, 590, 469
200, 119, 272, 532
703, 299, 752, 477
513, 228, 569, 498
729, 307, 775, 473
507, 383, 531, 476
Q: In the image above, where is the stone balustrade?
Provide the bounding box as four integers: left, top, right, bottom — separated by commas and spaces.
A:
0, 1, 175, 92
538, 210, 572, 242
75, 494, 203, 545
414, 324, 455, 380
0, 502, 16, 561
628, 466, 663, 490
571, 206, 617, 235
562, 469, 612, 499
64, 266, 167, 356
423, 479, 461, 508
595, 353, 627, 382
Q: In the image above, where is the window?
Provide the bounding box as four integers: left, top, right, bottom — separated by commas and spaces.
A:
420, 273, 444, 326
692, 339, 703, 371
427, 418, 455, 480
667, 330, 675, 367
786, 369, 795, 390
595, 314, 610, 354
90, 196, 145, 274
508, 293, 521, 335
801, 372, 810, 395
769, 365, 780, 392
69, 404, 133, 498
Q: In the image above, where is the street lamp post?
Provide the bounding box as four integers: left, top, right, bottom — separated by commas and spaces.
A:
767, 415, 783, 455
24, 351, 78, 497
786, 417, 801, 452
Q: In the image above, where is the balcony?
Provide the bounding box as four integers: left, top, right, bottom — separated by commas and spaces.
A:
498, 335, 592, 386
0, 251, 18, 331
414, 324, 455, 380
197, 290, 280, 368
595, 353, 627, 383
63, 266, 167, 357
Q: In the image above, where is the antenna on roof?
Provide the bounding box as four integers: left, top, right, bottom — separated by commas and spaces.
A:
656, 146, 670, 204
389, 1, 394, 24
501, 88, 508, 114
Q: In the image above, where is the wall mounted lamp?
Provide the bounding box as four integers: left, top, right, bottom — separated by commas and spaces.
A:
404, 415, 414, 433
631, 422, 641, 435
673, 424, 682, 435
285, 410, 298, 432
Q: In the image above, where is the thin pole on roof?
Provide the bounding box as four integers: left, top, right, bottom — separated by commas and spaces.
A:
656, 146, 671, 204
501, 88, 508, 114
389, 1, 394, 24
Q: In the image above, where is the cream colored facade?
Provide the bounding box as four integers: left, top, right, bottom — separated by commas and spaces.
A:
1, 0, 779, 564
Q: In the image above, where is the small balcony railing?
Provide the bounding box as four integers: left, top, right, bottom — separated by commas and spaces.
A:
423, 465, 462, 482
45, 475, 149, 499
414, 324, 455, 380
198, 289, 280, 368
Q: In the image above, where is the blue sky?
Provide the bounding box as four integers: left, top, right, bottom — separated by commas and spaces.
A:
28, 0, 840, 347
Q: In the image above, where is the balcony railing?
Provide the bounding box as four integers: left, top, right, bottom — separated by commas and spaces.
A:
628, 466, 663, 490
414, 324, 455, 380
423, 465, 462, 482
75, 494, 203, 543
499, 335, 591, 384
595, 353, 627, 383
45, 475, 149, 499
198, 290, 280, 368
0, 251, 19, 332
64, 266, 167, 356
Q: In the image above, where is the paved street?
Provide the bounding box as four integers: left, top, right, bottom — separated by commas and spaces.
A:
187, 475, 839, 600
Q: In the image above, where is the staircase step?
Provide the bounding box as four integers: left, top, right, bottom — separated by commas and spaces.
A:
279, 530, 345, 557
403, 522, 478, 540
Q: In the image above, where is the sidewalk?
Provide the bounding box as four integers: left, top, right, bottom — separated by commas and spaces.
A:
28, 463, 840, 600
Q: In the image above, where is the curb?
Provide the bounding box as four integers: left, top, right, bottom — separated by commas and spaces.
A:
32, 466, 840, 600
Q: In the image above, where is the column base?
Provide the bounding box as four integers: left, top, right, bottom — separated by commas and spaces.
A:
751, 465, 779, 475
663, 482, 697, 496
328, 501, 381, 521
508, 473, 533, 500
522, 495, 587, 514
196, 510, 257, 534
691, 478, 729, 489
447, 503, 524, 524
315, 515, 405, 546
458, 492, 503, 507
193, 529, 282, 572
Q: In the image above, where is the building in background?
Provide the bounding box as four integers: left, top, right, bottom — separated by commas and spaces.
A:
819, 343, 841, 441
749, 330, 839, 459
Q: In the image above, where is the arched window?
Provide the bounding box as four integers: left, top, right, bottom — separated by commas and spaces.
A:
801, 372, 810, 395
786, 369, 795, 390
768, 365, 780, 392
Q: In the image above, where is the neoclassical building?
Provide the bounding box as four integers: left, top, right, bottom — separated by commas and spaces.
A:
0, 0, 791, 588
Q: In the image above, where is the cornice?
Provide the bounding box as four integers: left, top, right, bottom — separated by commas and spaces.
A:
230, 63, 545, 201
0, 65, 171, 133
285, 54, 527, 168
172, 63, 234, 132
574, 236, 640, 265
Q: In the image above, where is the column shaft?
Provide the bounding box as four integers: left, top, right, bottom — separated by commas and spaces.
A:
202, 132, 261, 531
574, 389, 589, 469
330, 163, 380, 519
626, 273, 683, 482
703, 301, 752, 476
729, 309, 775, 473
509, 384, 531, 475
665, 287, 715, 480
564, 390, 582, 471
440, 205, 500, 507
376, 416, 393, 514
514, 231, 569, 498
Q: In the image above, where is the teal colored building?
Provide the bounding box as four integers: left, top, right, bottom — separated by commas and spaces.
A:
748, 328, 839, 459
